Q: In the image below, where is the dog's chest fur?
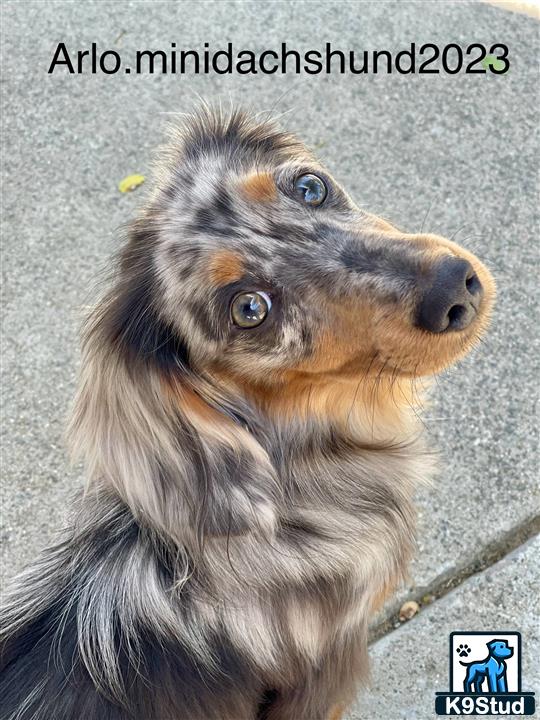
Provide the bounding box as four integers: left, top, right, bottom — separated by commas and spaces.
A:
197, 424, 432, 674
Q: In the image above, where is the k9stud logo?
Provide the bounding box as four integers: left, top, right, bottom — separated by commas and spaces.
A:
435, 632, 535, 715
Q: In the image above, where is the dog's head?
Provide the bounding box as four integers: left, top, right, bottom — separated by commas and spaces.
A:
488, 640, 513, 659
69, 107, 495, 545
148, 108, 494, 384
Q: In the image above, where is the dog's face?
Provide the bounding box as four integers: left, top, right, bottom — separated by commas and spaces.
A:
140, 109, 495, 394
488, 640, 513, 659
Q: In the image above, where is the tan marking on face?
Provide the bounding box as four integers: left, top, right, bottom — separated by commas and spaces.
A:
240, 172, 277, 202
207, 250, 244, 287
294, 298, 379, 376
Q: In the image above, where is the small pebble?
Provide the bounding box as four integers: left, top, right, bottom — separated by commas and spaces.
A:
399, 600, 420, 622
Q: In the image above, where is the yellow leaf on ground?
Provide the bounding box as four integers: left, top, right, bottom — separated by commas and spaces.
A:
118, 174, 145, 193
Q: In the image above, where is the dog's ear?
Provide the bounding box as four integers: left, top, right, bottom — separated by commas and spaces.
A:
67, 226, 279, 549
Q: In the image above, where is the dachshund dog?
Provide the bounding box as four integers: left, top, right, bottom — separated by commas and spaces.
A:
0, 107, 495, 720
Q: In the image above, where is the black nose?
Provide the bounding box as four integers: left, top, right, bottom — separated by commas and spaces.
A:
417, 257, 483, 333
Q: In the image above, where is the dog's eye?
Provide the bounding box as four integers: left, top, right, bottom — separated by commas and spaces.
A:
294, 174, 327, 207
231, 291, 271, 328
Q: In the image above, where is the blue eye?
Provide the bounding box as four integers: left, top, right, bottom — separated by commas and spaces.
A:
294, 174, 327, 207
231, 291, 271, 328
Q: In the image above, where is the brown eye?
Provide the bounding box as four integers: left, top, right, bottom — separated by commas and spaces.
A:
294, 174, 327, 206
231, 291, 271, 328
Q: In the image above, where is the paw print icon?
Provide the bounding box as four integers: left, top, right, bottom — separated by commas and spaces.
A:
456, 644, 471, 658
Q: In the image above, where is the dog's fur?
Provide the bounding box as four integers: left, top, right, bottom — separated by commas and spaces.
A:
0, 106, 495, 720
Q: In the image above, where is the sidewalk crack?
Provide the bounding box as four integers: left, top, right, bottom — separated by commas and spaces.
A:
369, 513, 540, 643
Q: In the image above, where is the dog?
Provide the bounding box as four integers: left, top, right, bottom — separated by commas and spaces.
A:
0, 106, 495, 720
461, 640, 513, 693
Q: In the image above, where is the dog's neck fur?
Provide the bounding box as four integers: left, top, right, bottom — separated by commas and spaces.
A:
65, 347, 434, 621
69, 336, 429, 539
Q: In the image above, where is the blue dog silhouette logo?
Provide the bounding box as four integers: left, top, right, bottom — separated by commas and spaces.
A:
459, 638, 513, 693
435, 631, 536, 715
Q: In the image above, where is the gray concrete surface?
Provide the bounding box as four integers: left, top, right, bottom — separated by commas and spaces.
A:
1, 0, 539, 714
349, 535, 540, 719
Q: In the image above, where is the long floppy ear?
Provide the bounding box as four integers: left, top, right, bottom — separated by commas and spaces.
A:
67, 223, 279, 549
